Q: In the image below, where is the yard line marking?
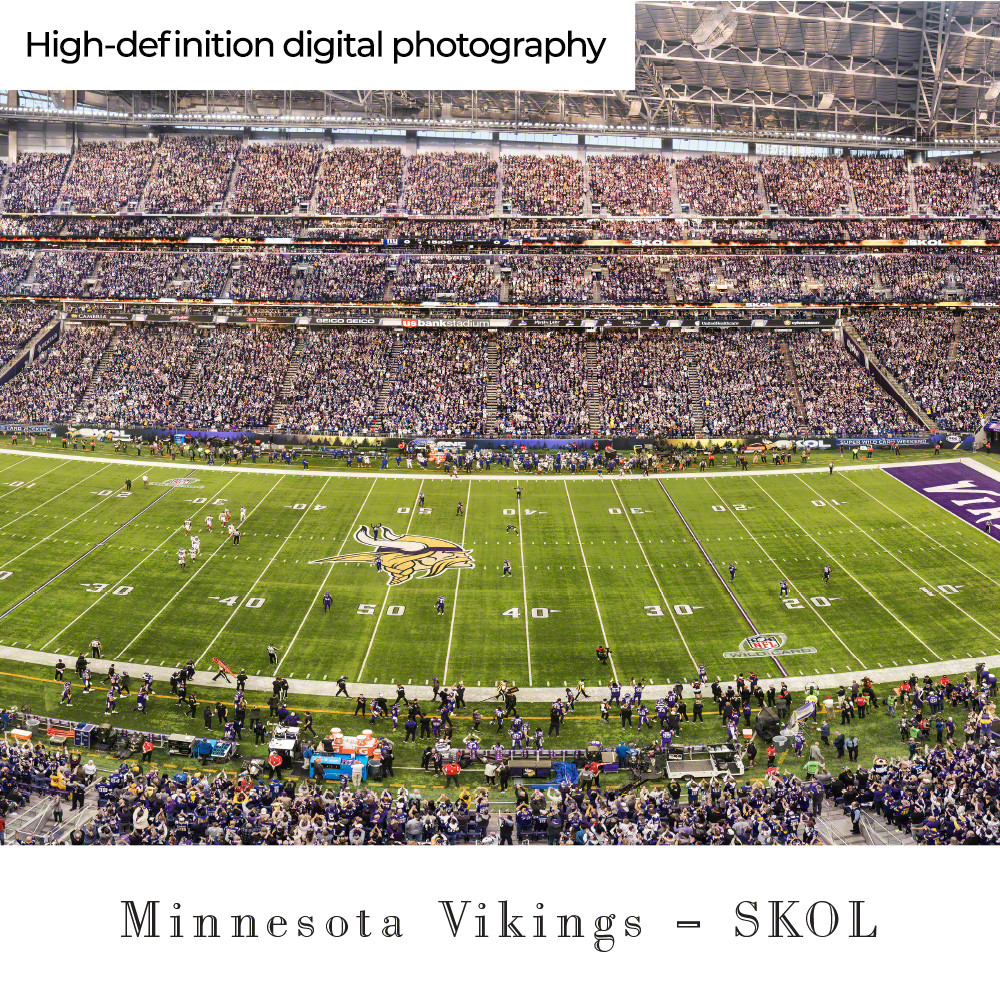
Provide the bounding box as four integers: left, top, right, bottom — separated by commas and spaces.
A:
197, 478, 333, 670
356, 480, 425, 682
279, 479, 378, 669
0, 473, 174, 625
611, 480, 696, 669
442, 478, 473, 685
564, 481, 618, 684
118, 476, 283, 658
0, 467, 146, 572
0, 462, 110, 537
797, 475, 1000, 647
703, 479, 864, 668
657, 480, 788, 676
41, 474, 240, 649
848, 472, 1000, 590
515, 480, 533, 684
751, 477, 939, 659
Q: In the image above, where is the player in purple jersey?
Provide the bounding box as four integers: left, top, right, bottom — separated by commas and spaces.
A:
323, 592, 332, 612
59, 681, 72, 706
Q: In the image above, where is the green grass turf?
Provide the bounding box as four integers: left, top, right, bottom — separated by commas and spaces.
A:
0, 658, 966, 791
0, 448, 997, 691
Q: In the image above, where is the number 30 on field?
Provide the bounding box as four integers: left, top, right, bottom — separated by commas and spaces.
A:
646, 604, 698, 616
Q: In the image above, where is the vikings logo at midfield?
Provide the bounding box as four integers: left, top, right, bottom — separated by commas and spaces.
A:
309, 525, 474, 586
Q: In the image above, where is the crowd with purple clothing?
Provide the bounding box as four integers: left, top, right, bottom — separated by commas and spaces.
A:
589, 154, 673, 215
280, 329, 394, 435
76, 323, 198, 427
392, 256, 500, 302
855, 309, 1000, 432
876, 253, 951, 301
382, 331, 490, 437
502, 154, 584, 215
759, 156, 848, 216
1, 152, 70, 212
496, 331, 590, 436
31, 251, 102, 297
698, 333, 799, 437
595, 331, 694, 436
0, 323, 115, 423
230, 143, 322, 214
314, 147, 404, 215
505, 256, 593, 303
61, 141, 156, 213
788, 330, 917, 436
402, 152, 498, 216
0, 302, 55, 367
846, 155, 909, 215
676, 154, 759, 215
176, 328, 298, 429
143, 135, 241, 213
913, 158, 974, 215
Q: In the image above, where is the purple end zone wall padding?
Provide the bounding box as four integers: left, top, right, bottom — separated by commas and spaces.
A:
886, 462, 1000, 536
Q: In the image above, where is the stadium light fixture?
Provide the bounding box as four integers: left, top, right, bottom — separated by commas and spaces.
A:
985, 79, 1000, 101
817, 92, 835, 111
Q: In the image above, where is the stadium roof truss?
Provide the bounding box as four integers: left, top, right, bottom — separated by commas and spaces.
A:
7, 3, 1000, 148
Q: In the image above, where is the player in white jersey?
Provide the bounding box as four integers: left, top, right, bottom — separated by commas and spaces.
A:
240, 506, 247, 522
227, 522, 236, 539
191, 535, 201, 558
142, 474, 149, 489
223, 507, 231, 525
184, 519, 191, 535
177, 547, 187, 569
206, 515, 213, 532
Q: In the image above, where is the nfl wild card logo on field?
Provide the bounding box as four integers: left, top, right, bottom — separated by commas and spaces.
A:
724, 633, 817, 659
309, 525, 474, 586
154, 477, 200, 487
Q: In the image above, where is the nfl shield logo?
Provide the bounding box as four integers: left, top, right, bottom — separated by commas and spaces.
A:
747, 634, 783, 650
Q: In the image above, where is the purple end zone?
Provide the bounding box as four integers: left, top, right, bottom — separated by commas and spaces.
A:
886, 462, 1000, 537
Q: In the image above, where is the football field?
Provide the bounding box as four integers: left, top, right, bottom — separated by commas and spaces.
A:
0, 450, 998, 690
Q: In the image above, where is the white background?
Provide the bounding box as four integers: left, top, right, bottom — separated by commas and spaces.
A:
0, 846, 982, 995
2, 0, 635, 89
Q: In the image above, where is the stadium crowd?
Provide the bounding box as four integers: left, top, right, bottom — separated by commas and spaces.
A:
60, 141, 156, 214
143, 135, 241, 214
280, 329, 394, 435
496, 330, 590, 436
594, 330, 695, 436
382, 330, 489, 437
759, 156, 849, 216
502, 154, 584, 215
588, 154, 674, 215
314, 147, 404, 215
230, 143, 322, 214
402, 152, 498, 215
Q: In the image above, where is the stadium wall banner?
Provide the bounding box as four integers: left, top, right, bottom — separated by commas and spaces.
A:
0, 423, 52, 434
765, 438, 835, 450
835, 435, 935, 447
887, 461, 1000, 532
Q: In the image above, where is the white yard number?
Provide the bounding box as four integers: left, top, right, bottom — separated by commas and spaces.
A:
418, 508, 432, 514
81, 583, 133, 595
810, 499, 843, 507
386, 606, 405, 616
783, 595, 832, 609
920, 584, 961, 596
0, 570, 12, 581
629, 508, 649, 514
397, 507, 410, 513
711, 505, 725, 512
358, 603, 376, 615
646, 604, 695, 616
212, 596, 264, 608
608, 507, 622, 515
503, 508, 515, 515
503, 607, 560, 619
